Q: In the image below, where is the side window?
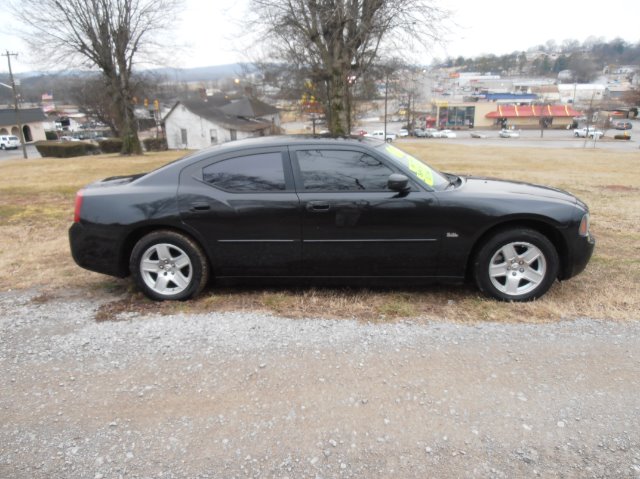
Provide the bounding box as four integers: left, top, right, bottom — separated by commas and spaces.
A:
202, 152, 286, 192
297, 149, 394, 191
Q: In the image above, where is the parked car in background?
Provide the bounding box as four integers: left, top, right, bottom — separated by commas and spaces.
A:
574, 127, 603, 138
0, 135, 20, 149
424, 128, 439, 138
367, 130, 396, 142
613, 120, 632, 130
499, 129, 520, 138
437, 129, 457, 138
413, 128, 428, 137
69, 135, 594, 302
398, 129, 409, 137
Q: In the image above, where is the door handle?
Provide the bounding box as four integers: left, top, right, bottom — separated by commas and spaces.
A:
306, 201, 330, 213
189, 202, 211, 212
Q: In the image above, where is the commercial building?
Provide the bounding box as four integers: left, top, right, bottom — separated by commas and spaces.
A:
428, 101, 580, 130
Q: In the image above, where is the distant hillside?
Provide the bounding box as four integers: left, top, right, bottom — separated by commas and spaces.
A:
7, 63, 254, 83
0, 63, 255, 104
437, 38, 640, 82
148, 64, 255, 82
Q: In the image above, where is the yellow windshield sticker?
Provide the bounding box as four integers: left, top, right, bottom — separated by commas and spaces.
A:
385, 144, 406, 159
408, 158, 434, 186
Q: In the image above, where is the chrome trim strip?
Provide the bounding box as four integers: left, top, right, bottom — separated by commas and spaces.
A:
217, 239, 297, 243
218, 239, 437, 243
304, 239, 437, 243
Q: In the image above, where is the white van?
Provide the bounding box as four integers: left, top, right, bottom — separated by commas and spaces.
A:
0, 135, 20, 149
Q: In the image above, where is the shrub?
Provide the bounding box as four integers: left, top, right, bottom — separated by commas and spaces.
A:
34, 141, 99, 158
142, 137, 168, 151
613, 134, 631, 140
99, 138, 124, 153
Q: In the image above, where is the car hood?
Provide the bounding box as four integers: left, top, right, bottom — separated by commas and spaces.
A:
460, 176, 579, 206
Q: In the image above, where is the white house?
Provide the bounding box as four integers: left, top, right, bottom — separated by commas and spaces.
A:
163, 98, 279, 150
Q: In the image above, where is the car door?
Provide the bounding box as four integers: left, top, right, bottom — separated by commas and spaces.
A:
178, 147, 301, 276
290, 145, 441, 277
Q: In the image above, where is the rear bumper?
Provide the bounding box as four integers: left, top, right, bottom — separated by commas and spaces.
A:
69, 222, 129, 278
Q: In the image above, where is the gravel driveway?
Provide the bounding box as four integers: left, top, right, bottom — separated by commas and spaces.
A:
1, 290, 640, 478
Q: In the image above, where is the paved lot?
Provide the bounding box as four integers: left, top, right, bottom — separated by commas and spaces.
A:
405, 127, 640, 151
353, 118, 640, 152
2, 120, 637, 162
0, 144, 41, 161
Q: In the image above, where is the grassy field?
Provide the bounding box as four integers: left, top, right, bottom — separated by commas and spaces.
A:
1, 143, 638, 322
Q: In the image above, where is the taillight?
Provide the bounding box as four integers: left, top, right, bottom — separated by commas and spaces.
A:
73, 190, 84, 223
578, 213, 590, 237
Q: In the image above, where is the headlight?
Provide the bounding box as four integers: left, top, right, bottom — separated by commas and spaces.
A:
578, 213, 590, 237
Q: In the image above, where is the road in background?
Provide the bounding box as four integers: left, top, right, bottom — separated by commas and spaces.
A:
2, 119, 637, 163
284, 118, 639, 152
0, 144, 41, 161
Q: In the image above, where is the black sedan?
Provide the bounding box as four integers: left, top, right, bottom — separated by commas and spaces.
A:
69, 136, 594, 302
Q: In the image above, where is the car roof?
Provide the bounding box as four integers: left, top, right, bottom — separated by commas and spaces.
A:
183, 134, 385, 161
140, 134, 389, 182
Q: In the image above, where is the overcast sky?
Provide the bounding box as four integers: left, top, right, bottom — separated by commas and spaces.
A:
1, 0, 638, 74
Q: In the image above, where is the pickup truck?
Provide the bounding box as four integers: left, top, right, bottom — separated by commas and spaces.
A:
574, 127, 603, 139
367, 130, 396, 142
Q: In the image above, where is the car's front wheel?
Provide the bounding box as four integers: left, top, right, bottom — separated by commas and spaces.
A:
130, 230, 209, 301
473, 229, 559, 301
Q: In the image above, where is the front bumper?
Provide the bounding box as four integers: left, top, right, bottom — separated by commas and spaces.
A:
562, 233, 595, 280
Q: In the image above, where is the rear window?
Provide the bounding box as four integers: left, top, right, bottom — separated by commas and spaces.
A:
202, 152, 286, 192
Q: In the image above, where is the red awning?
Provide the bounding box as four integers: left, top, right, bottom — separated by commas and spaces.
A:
486, 105, 581, 118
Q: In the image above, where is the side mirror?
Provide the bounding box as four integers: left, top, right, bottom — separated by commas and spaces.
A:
387, 173, 410, 193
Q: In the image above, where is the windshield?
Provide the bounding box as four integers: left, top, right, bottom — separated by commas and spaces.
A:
377, 143, 450, 190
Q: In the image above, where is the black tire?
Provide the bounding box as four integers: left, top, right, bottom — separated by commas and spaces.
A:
0, 145, 5, 150
473, 228, 559, 302
130, 230, 209, 301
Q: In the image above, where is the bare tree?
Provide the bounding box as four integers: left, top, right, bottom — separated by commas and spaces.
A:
623, 87, 640, 110
13, 0, 181, 154
71, 76, 120, 136
567, 53, 599, 83
247, 0, 448, 135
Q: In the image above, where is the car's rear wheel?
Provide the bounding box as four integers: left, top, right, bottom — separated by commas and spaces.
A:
130, 230, 209, 301
473, 229, 558, 301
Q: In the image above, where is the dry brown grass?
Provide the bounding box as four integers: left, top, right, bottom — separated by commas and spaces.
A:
1, 143, 639, 322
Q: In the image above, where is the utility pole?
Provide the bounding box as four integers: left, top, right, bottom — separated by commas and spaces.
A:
3, 51, 28, 159
383, 68, 389, 140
